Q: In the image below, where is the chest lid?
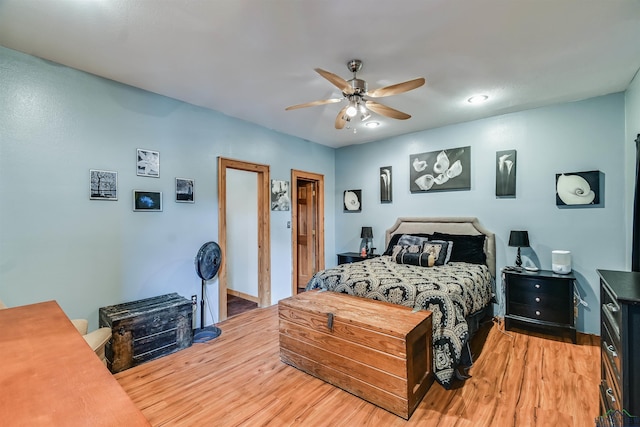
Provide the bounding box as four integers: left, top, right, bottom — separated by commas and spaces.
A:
100, 293, 191, 322
280, 290, 430, 338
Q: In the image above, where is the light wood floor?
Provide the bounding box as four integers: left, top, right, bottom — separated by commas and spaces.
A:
115, 305, 600, 427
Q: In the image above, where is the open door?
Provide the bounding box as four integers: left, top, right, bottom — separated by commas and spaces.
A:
291, 170, 325, 294
218, 157, 270, 321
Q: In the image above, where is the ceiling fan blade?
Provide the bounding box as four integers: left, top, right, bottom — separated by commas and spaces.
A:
285, 98, 342, 111
315, 68, 354, 95
335, 105, 349, 129
365, 100, 411, 120
367, 77, 425, 98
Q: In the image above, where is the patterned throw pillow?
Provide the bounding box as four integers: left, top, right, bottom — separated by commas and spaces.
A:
424, 240, 454, 265
397, 234, 429, 247
392, 244, 435, 267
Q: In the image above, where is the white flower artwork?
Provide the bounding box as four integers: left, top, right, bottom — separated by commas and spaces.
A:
555, 171, 600, 206
343, 190, 361, 212
409, 146, 470, 193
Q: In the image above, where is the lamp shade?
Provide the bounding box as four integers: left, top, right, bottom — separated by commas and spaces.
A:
508, 230, 530, 247
360, 226, 373, 239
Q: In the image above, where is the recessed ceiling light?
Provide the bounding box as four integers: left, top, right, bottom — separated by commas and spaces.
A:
467, 95, 489, 104
365, 121, 380, 128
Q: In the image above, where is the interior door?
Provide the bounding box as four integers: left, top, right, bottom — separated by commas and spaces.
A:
296, 180, 316, 289
291, 169, 325, 295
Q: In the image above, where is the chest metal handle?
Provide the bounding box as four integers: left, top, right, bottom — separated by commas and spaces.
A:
327, 312, 334, 332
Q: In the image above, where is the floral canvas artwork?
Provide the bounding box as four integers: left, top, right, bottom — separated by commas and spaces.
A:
343, 189, 362, 212
380, 166, 392, 203
496, 149, 517, 197
556, 170, 601, 206
409, 146, 471, 192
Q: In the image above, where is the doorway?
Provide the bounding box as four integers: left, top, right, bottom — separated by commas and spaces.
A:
218, 157, 270, 321
291, 170, 325, 294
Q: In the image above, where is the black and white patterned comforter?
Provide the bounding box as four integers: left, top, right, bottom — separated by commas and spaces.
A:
305, 255, 493, 389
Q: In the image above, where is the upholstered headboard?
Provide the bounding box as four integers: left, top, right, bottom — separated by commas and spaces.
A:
385, 217, 496, 278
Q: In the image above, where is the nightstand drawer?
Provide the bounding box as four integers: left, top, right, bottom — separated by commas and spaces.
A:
508, 276, 568, 300
508, 301, 571, 324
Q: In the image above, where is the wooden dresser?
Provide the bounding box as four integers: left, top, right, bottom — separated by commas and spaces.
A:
597, 270, 640, 418
279, 290, 433, 419
99, 293, 193, 373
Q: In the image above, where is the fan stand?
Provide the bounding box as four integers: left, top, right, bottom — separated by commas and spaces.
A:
193, 278, 221, 343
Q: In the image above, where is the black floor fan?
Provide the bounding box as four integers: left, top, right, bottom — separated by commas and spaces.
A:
193, 241, 222, 343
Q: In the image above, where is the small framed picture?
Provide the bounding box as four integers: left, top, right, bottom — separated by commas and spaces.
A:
344, 189, 362, 212
176, 178, 194, 203
137, 148, 160, 177
90, 169, 118, 200
133, 190, 162, 211
380, 166, 392, 203
271, 180, 290, 211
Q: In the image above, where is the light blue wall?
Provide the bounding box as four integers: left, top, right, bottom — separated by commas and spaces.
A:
0, 47, 335, 329
335, 94, 627, 335
625, 70, 640, 265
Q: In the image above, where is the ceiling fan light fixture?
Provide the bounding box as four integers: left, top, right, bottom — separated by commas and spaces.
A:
346, 99, 358, 117
467, 94, 489, 104
365, 121, 380, 128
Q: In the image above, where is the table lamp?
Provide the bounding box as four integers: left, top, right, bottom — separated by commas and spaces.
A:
508, 230, 530, 267
360, 226, 373, 256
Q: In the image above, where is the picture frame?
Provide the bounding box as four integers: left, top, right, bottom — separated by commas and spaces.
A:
271, 180, 290, 211
176, 178, 194, 203
133, 190, 163, 211
409, 146, 471, 193
496, 149, 517, 198
137, 148, 160, 177
90, 169, 117, 201
380, 166, 392, 203
556, 170, 602, 207
344, 189, 362, 212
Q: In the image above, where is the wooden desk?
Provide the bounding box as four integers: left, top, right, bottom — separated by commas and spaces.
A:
0, 301, 149, 426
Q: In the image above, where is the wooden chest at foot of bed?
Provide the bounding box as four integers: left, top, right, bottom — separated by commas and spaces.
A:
278, 290, 433, 420
99, 293, 193, 373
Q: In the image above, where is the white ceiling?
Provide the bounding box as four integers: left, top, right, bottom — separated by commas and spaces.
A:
1, 1, 640, 148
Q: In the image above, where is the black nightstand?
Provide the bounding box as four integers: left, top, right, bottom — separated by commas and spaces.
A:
504, 269, 576, 343
337, 252, 379, 265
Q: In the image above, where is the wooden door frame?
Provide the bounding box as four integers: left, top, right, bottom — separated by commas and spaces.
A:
218, 157, 270, 321
291, 170, 325, 295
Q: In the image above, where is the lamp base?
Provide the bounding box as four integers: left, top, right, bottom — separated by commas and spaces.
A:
515, 247, 523, 267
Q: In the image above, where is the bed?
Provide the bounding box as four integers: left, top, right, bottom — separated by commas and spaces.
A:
306, 217, 496, 389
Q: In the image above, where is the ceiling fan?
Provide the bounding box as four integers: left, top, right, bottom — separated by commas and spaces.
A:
285, 59, 425, 130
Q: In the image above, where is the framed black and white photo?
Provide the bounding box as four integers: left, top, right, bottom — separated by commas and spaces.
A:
556, 170, 602, 207
409, 146, 471, 193
343, 189, 362, 212
136, 148, 160, 177
175, 178, 194, 203
380, 166, 392, 203
496, 149, 517, 197
271, 180, 290, 211
90, 169, 117, 200
133, 190, 162, 211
